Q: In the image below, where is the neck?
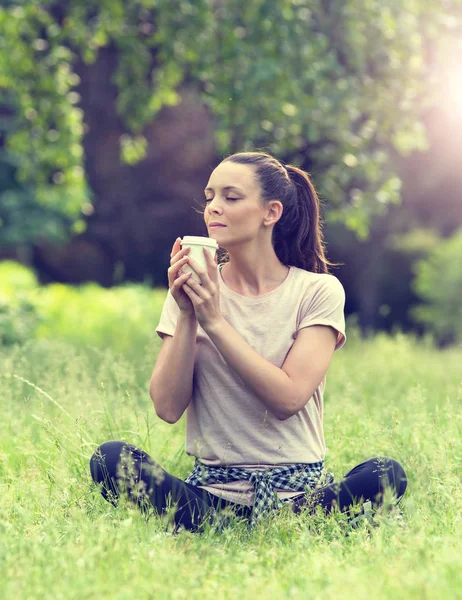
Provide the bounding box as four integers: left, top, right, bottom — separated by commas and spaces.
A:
222, 250, 289, 296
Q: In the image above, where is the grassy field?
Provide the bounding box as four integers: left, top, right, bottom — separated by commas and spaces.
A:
1, 317, 461, 599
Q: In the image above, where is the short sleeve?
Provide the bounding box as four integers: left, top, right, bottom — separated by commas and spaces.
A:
298, 275, 347, 351
155, 288, 181, 340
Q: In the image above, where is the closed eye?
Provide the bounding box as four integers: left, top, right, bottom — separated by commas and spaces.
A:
204, 197, 239, 203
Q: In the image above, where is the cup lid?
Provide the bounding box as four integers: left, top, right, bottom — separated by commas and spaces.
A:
181, 236, 219, 248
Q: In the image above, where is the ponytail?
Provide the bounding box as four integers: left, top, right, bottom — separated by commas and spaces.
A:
284, 164, 342, 273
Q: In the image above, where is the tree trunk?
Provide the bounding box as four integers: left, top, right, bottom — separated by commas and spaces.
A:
33, 45, 217, 287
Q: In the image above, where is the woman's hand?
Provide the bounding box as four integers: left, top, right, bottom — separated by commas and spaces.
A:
181, 248, 224, 332
168, 238, 196, 317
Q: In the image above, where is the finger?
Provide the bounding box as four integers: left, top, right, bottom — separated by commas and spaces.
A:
170, 249, 190, 268
171, 250, 188, 264
167, 256, 188, 278
169, 271, 191, 291
182, 280, 201, 298
187, 256, 206, 278
171, 238, 189, 261
169, 255, 189, 274
203, 248, 218, 274
174, 272, 192, 287
183, 274, 205, 290
176, 258, 192, 277
170, 237, 180, 257
203, 250, 219, 282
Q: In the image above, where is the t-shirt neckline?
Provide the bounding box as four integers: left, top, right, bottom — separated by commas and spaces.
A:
217, 263, 294, 303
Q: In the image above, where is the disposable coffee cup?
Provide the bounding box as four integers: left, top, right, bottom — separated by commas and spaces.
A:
180, 236, 219, 284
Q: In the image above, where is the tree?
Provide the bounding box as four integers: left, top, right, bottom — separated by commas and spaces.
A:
1, 0, 461, 281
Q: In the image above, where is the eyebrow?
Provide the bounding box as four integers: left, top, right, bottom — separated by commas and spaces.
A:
204, 185, 245, 194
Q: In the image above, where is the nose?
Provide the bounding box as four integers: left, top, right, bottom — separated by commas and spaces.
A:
207, 198, 223, 215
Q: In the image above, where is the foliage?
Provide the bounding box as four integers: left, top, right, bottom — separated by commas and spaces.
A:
0, 330, 461, 597
0, 297, 40, 345
0, 260, 40, 344
387, 227, 443, 257
0, 255, 38, 292
0, 149, 78, 245
1, 1, 462, 245
410, 228, 462, 345
0, 260, 166, 353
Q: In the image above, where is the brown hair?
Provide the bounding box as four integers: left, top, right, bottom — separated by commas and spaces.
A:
202, 151, 342, 274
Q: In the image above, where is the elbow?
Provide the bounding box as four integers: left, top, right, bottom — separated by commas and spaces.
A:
158, 412, 180, 425
153, 402, 180, 424
149, 387, 180, 425
275, 392, 303, 421
274, 402, 298, 422
276, 409, 296, 421
271, 376, 302, 420
276, 412, 289, 422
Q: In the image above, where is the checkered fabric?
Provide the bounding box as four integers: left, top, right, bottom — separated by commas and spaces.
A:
185, 459, 332, 528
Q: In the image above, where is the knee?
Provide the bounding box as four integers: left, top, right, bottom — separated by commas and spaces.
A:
89, 440, 129, 485
373, 456, 408, 499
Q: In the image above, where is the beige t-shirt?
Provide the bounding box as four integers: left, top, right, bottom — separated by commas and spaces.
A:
155, 263, 346, 506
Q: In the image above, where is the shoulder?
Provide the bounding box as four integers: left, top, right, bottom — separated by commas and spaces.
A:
293, 268, 347, 349
292, 267, 345, 295
290, 269, 346, 317
316, 273, 345, 295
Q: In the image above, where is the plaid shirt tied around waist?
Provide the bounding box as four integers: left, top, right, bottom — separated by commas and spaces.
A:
185, 459, 334, 528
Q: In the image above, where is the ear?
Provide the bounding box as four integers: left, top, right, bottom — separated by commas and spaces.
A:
264, 200, 283, 226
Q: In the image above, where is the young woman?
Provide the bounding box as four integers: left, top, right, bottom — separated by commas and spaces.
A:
90, 151, 407, 533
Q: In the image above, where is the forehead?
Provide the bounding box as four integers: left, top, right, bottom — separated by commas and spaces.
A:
205, 162, 258, 192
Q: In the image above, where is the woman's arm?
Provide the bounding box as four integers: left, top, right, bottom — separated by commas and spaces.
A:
179, 250, 339, 420
150, 312, 197, 424
204, 318, 336, 421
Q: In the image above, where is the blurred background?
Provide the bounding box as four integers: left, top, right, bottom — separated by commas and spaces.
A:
1, 0, 462, 350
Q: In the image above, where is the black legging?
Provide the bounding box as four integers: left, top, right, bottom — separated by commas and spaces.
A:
89, 441, 408, 533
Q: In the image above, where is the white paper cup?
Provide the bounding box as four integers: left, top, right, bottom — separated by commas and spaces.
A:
180, 236, 219, 284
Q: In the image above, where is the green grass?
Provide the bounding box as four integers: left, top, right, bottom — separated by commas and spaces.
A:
1, 322, 461, 599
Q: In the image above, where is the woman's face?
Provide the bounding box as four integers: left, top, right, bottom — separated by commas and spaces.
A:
204, 162, 268, 245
